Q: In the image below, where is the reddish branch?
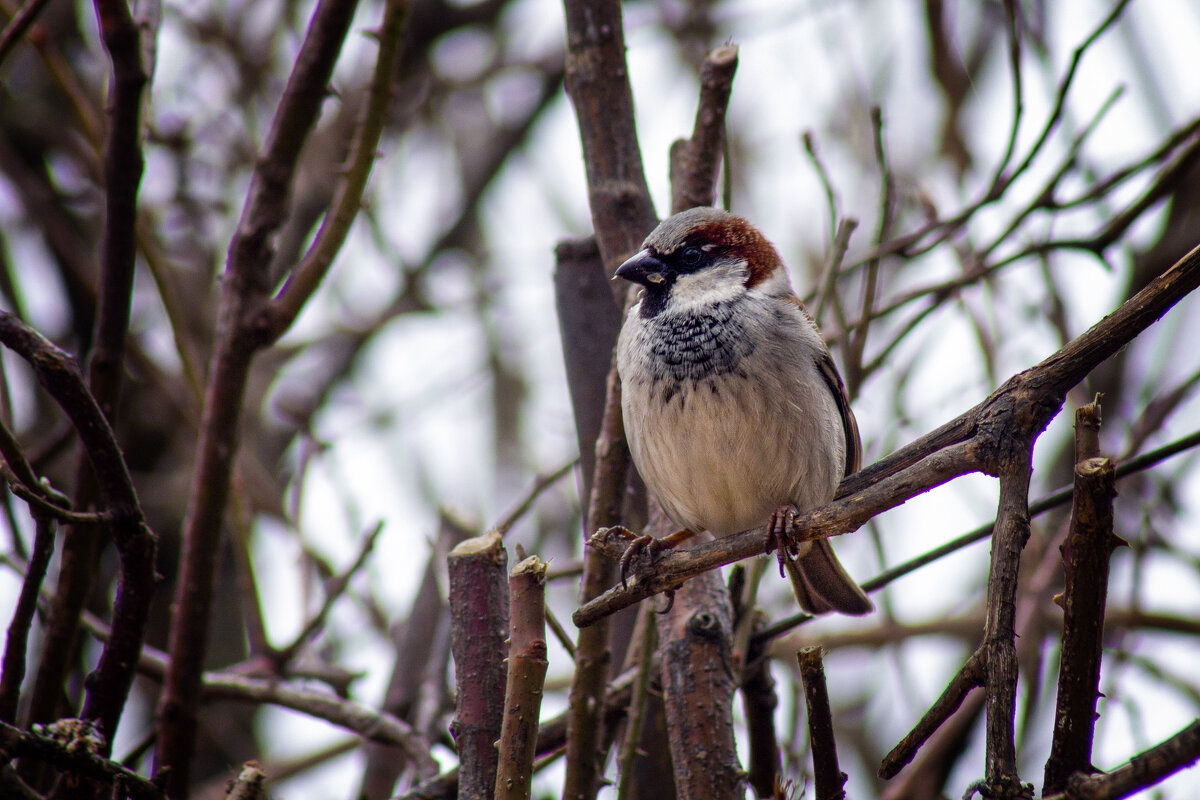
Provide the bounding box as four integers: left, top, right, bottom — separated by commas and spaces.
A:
154, 0, 411, 793
0, 314, 156, 748
448, 531, 510, 799
27, 0, 149, 753
558, 0, 658, 794
494, 556, 549, 800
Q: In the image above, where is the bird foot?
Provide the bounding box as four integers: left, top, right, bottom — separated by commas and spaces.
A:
766, 503, 807, 578
613, 528, 696, 589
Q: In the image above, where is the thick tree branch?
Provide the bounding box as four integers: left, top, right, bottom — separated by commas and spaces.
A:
494, 556, 549, 800
558, 0, 659, 794
448, 531, 509, 800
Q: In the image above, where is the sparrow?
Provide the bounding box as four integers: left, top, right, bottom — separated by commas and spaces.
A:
614, 207, 873, 616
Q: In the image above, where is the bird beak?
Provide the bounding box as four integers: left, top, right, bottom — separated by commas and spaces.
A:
614, 249, 667, 286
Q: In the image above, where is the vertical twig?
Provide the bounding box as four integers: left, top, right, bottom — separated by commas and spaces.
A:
27, 0, 148, 747
982, 451, 1035, 800
1043, 402, 1122, 794
615, 606, 656, 800
495, 556, 549, 800
448, 531, 510, 800
669, 44, 739, 214
558, 0, 658, 794
0, 514, 54, 723
565, 358, 631, 800
152, 0, 409, 791
741, 619, 782, 799
798, 647, 847, 800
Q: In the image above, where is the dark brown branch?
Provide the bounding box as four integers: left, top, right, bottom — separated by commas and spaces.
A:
0, 514, 53, 723
89, 0, 146, 421
879, 649, 986, 779
0, 719, 165, 800
565, 355, 632, 800
553, 237, 622, 507
0, 313, 156, 747
575, 441, 975, 626
759, 426, 1200, 644
670, 44, 738, 214
559, 0, 659, 793
494, 556, 549, 800
659, 554, 741, 800
981, 455, 1034, 799
1044, 405, 1122, 794
154, 0, 363, 791
448, 531, 509, 800
561, 0, 658, 274
741, 616, 782, 798
1048, 719, 1200, 800
798, 647, 847, 800
880, 692, 985, 800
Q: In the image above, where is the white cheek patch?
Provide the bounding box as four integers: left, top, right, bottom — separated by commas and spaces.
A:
667, 261, 749, 312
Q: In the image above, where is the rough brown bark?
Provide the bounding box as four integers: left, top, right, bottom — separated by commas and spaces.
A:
494, 556, 549, 800
798, 646, 848, 800
448, 531, 510, 800
1044, 403, 1122, 794
659, 525, 741, 800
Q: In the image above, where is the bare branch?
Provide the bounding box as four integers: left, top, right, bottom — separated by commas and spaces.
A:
448, 531, 509, 799
1044, 404, 1122, 793
494, 556, 549, 800
798, 647, 847, 800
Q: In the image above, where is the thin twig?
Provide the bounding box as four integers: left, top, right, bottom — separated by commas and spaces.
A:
274, 521, 385, 665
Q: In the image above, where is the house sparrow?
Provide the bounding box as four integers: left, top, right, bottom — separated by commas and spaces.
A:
615, 207, 872, 615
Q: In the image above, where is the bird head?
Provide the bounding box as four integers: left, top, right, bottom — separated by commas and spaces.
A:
615, 207, 788, 317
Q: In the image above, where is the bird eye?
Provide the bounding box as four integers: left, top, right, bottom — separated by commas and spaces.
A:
679, 246, 703, 268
